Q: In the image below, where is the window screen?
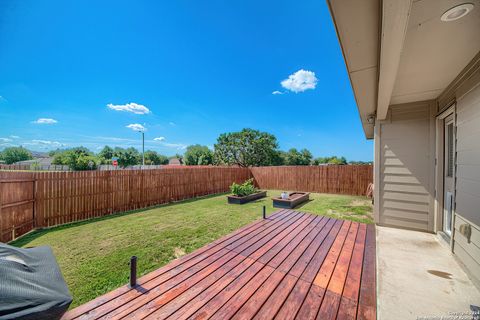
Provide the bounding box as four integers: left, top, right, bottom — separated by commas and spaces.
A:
447, 123, 454, 177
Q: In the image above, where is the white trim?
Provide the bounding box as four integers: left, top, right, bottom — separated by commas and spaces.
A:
434, 103, 456, 251
374, 124, 381, 224
376, 0, 413, 120
437, 104, 455, 119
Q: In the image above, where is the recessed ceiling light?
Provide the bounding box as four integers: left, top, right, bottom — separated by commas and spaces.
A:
441, 3, 474, 22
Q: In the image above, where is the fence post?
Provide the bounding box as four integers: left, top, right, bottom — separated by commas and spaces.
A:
263, 205, 266, 219
32, 174, 36, 228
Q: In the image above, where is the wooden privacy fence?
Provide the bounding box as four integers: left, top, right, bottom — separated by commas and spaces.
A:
0, 167, 250, 242
0, 165, 372, 242
0, 171, 36, 243
250, 165, 373, 196
0, 164, 32, 171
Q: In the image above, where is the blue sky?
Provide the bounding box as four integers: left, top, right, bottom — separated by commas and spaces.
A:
0, 0, 373, 161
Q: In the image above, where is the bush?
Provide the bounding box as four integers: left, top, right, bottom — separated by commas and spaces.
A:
52, 147, 99, 170
313, 156, 348, 165
230, 178, 258, 197
0, 147, 33, 164
285, 148, 313, 165
144, 150, 169, 165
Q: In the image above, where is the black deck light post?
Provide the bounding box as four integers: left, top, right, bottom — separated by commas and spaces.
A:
129, 256, 137, 288
263, 205, 266, 219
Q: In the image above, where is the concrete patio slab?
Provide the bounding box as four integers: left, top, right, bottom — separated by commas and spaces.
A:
377, 226, 480, 320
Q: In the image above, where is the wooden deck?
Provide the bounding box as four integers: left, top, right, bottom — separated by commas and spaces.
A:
63, 210, 376, 320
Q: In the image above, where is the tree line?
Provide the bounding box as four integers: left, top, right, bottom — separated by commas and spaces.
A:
0, 128, 372, 169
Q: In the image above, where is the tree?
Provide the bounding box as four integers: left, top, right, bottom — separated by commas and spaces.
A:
52, 147, 99, 170
184, 145, 214, 165
313, 156, 348, 165
284, 148, 313, 165
270, 150, 286, 166
48, 149, 61, 157
98, 146, 114, 164
214, 128, 279, 167
349, 160, 373, 165
114, 147, 140, 168
74, 155, 99, 170
144, 150, 169, 165
328, 156, 347, 165
157, 154, 169, 165
0, 147, 33, 164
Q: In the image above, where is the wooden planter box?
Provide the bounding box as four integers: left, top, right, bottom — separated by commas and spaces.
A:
272, 192, 310, 209
227, 191, 267, 204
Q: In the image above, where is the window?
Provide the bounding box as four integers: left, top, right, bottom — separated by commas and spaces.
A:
447, 123, 454, 177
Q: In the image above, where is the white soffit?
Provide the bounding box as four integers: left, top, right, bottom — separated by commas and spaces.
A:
376, 0, 413, 120
327, 0, 380, 139
390, 0, 480, 105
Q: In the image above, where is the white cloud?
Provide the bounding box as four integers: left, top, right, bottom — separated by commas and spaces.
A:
33, 118, 58, 124
10, 135, 20, 139
280, 69, 317, 93
152, 137, 186, 150
107, 102, 150, 114
32, 140, 62, 145
24, 140, 65, 147
126, 123, 146, 132
0, 142, 15, 147
162, 142, 187, 150
0, 138, 12, 142
169, 122, 176, 126
272, 90, 284, 95
93, 136, 136, 142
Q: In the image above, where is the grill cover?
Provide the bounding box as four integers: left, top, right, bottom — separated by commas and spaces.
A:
0, 243, 72, 319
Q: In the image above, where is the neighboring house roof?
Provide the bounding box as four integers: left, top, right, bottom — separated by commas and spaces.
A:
168, 158, 182, 165
16, 157, 53, 166
327, 0, 480, 138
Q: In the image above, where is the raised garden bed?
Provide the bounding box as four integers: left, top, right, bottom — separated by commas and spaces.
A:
272, 192, 310, 209
227, 191, 267, 204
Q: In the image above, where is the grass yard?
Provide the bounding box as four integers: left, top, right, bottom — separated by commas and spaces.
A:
10, 190, 372, 308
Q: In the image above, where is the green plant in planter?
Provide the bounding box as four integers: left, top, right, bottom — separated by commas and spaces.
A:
230, 178, 258, 197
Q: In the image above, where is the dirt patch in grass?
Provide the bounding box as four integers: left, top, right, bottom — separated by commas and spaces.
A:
351, 199, 372, 207
173, 247, 186, 259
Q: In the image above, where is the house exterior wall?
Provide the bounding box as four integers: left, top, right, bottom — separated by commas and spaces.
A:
374, 101, 436, 232
453, 81, 480, 286
374, 58, 480, 285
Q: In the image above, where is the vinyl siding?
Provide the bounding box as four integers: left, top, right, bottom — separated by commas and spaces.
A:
453, 82, 480, 284
377, 102, 435, 231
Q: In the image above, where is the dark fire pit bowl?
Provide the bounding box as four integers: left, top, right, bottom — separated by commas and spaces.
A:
272, 192, 310, 209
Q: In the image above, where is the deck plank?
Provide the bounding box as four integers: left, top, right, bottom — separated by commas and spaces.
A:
66, 210, 288, 319
103, 213, 299, 319
295, 285, 325, 320
357, 224, 376, 320
67, 210, 291, 319
62, 210, 376, 320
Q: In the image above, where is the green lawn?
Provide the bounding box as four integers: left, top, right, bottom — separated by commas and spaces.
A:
10, 190, 372, 308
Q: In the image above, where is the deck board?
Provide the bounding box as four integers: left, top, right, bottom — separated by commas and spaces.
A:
63, 210, 376, 320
